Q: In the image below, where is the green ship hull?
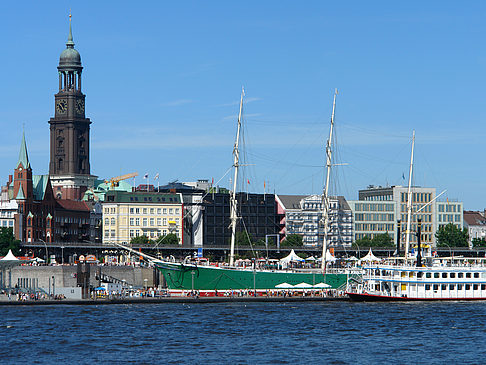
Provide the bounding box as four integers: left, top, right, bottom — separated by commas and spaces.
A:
156, 262, 349, 292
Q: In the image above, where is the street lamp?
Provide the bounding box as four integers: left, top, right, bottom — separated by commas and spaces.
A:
38, 239, 48, 265
61, 246, 64, 265
442, 242, 452, 258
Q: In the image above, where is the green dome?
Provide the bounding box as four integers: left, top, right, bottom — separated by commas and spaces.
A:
59, 47, 81, 67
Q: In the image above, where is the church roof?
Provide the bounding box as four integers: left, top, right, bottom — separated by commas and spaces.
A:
55, 199, 89, 212
33, 175, 50, 201
16, 131, 30, 169
15, 185, 25, 200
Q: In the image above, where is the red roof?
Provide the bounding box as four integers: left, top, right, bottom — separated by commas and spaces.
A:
55, 199, 89, 212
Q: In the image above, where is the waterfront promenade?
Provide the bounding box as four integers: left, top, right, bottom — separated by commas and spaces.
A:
0, 293, 349, 305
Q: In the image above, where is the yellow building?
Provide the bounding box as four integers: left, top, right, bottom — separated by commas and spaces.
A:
102, 191, 183, 245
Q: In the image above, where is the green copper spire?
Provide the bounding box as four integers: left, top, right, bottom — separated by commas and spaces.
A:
17, 131, 30, 169
66, 12, 74, 48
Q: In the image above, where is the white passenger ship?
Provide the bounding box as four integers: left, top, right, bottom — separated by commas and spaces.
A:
347, 259, 486, 301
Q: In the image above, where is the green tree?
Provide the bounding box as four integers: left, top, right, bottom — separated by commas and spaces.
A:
353, 235, 372, 248
371, 233, 394, 247
435, 223, 469, 247
0, 227, 21, 256
281, 234, 303, 247
156, 233, 179, 245
130, 235, 151, 245
472, 237, 486, 248
234, 231, 253, 246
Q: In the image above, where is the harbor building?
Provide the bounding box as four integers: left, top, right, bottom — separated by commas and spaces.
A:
347, 200, 396, 241
101, 191, 184, 245
48, 19, 97, 200
202, 193, 279, 247
277, 195, 353, 247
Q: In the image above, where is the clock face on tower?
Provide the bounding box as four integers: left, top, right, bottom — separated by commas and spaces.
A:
75, 99, 85, 114
56, 99, 67, 114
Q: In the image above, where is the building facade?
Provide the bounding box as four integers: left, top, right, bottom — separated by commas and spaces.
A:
48, 19, 96, 200
203, 193, 279, 247
436, 201, 463, 229
277, 195, 353, 247
463, 211, 486, 247
348, 200, 396, 241
102, 191, 184, 245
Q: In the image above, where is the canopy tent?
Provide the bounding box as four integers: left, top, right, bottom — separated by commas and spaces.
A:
1, 250, 19, 262
317, 249, 337, 262
0, 250, 24, 270
346, 256, 359, 261
294, 282, 313, 289
275, 282, 294, 289
279, 249, 304, 268
360, 248, 380, 262
305, 256, 316, 261
313, 282, 332, 289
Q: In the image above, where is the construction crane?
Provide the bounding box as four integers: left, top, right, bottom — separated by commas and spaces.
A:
105, 172, 138, 189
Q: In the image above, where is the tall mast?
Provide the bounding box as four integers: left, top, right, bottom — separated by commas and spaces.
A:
229, 87, 244, 266
321, 89, 338, 273
404, 130, 415, 259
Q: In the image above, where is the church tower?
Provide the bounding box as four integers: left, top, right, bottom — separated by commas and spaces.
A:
49, 16, 96, 200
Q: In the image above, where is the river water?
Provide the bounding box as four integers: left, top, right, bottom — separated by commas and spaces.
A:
1, 301, 485, 364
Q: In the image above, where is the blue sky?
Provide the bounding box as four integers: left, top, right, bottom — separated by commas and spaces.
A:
1, 1, 486, 209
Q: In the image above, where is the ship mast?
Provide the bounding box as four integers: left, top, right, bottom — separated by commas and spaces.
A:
229, 87, 244, 267
404, 130, 415, 259
321, 89, 338, 273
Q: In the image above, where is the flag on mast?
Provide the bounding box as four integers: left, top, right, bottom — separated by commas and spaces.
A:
154, 173, 160, 190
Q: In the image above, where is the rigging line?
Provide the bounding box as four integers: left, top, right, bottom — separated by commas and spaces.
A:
177, 166, 233, 225
240, 217, 256, 258
338, 120, 411, 139
245, 151, 324, 168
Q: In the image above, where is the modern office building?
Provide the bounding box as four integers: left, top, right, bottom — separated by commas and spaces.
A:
354, 185, 464, 247
348, 200, 396, 241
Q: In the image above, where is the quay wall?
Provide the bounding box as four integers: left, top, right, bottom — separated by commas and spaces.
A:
7, 265, 155, 289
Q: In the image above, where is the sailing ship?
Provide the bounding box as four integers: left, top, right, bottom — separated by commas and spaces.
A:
118, 89, 352, 295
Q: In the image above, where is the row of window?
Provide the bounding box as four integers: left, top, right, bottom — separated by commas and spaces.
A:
400, 192, 433, 204
437, 204, 462, 213
353, 203, 394, 212
103, 207, 180, 215
0, 211, 14, 218
438, 214, 461, 223
354, 213, 394, 222
104, 229, 180, 239
0, 220, 14, 227
355, 223, 394, 232
104, 217, 179, 226
426, 284, 486, 291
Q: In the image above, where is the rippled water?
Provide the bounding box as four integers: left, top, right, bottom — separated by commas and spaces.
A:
1, 302, 486, 364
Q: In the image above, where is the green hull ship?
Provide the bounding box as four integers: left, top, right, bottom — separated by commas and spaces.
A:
156, 261, 350, 294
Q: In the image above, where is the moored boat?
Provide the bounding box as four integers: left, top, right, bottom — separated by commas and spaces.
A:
346, 261, 486, 301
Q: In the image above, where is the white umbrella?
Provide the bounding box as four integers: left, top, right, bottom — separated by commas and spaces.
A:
275, 282, 294, 289
294, 282, 313, 289
313, 282, 331, 289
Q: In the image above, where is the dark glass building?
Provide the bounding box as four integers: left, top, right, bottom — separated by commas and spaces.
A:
203, 193, 279, 246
